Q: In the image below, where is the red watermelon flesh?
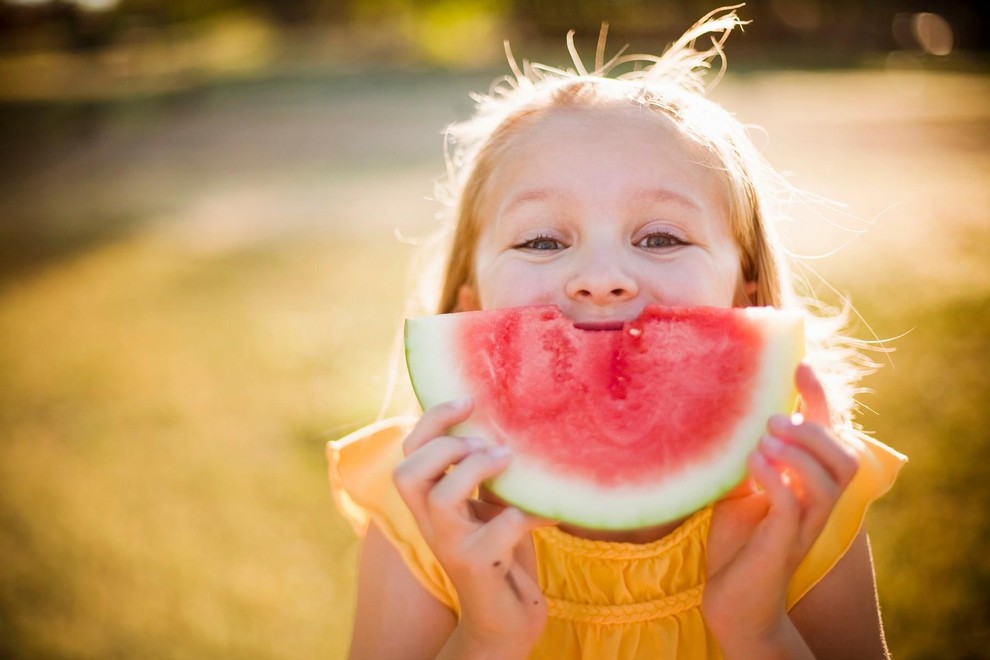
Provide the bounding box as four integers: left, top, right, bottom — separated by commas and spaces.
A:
404, 305, 804, 530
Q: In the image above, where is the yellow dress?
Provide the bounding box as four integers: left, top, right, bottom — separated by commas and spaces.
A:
328, 417, 905, 659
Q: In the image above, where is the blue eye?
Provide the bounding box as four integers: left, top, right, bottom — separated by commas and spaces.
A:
517, 235, 563, 251
637, 232, 684, 249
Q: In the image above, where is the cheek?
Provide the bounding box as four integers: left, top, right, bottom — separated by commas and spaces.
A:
477, 268, 543, 309
702, 236, 747, 304
650, 254, 742, 308
471, 237, 499, 308
476, 260, 559, 310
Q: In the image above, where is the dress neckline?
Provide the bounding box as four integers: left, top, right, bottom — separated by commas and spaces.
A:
533, 506, 713, 559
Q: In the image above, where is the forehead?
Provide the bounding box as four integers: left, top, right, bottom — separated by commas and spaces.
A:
509, 104, 692, 149
483, 105, 728, 216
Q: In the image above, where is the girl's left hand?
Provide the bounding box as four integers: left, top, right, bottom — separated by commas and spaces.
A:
703, 362, 860, 657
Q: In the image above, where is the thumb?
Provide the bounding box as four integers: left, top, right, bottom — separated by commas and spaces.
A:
795, 362, 831, 428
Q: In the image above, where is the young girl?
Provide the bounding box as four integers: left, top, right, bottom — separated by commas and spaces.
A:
329, 9, 905, 659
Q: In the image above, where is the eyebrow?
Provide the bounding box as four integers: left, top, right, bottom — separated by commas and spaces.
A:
500, 188, 563, 217
501, 186, 702, 216
633, 187, 702, 211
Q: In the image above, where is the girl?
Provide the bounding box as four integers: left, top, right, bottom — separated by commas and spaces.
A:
329, 9, 905, 659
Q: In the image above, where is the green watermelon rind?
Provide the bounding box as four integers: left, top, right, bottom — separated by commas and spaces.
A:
404, 306, 804, 530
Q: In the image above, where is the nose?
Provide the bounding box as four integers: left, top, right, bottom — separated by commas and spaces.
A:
565, 249, 639, 304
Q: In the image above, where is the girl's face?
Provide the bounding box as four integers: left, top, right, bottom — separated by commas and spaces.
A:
467, 106, 749, 323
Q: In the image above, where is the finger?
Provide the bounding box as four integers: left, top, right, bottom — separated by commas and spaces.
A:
722, 474, 759, 500
760, 435, 841, 501
428, 447, 512, 527
758, 436, 841, 545
469, 497, 558, 526
403, 397, 474, 456
795, 362, 830, 427
767, 416, 859, 488
477, 506, 554, 549
749, 449, 799, 521
743, 451, 800, 564
393, 435, 484, 504
748, 450, 829, 572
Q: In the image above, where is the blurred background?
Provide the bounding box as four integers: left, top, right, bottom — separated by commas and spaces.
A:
0, 0, 987, 657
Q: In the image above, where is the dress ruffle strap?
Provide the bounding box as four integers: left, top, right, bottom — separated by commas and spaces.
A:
327, 417, 461, 614
787, 434, 907, 607
547, 585, 705, 624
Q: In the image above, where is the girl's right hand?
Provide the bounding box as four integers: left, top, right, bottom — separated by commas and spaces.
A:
703, 363, 861, 657
393, 397, 550, 659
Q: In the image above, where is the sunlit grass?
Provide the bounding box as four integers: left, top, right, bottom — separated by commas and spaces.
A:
864, 296, 990, 655
0, 232, 417, 657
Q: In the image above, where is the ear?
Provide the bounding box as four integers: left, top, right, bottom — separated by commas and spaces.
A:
455, 284, 480, 312
734, 278, 758, 307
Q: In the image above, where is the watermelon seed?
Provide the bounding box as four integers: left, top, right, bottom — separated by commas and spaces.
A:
628, 327, 642, 336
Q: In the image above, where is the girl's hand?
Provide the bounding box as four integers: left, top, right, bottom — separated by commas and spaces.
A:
703, 363, 860, 658
393, 397, 550, 659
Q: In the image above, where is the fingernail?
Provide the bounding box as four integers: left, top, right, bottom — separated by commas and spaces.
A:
464, 437, 485, 452
790, 412, 805, 426
487, 445, 511, 459
761, 434, 786, 455
450, 396, 472, 410
751, 449, 770, 468
768, 414, 791, 433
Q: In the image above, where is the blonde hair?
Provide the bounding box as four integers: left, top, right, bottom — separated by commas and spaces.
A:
409, 6, 875, 441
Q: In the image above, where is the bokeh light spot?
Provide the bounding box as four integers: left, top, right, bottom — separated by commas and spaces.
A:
892, 11, 953, 57
913, 12, 953, 57
770, 0, 822, 31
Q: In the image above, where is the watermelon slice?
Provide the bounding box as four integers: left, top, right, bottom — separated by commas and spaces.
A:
404, 305, 804, 530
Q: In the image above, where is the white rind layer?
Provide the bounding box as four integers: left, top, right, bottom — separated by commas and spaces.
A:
405, 314, 473, 410
404, 307, 805, 530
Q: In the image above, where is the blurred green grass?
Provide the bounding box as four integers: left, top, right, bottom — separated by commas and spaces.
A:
0, 235, 415, 657
0, 67, 988, 657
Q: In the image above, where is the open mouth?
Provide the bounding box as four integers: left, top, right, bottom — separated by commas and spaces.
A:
572, 320, 627, 331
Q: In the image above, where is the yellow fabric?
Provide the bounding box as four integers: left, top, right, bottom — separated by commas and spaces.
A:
328, 418, 905, 659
